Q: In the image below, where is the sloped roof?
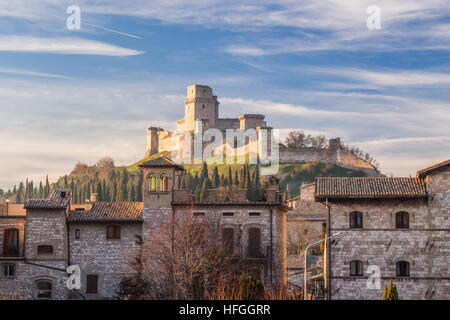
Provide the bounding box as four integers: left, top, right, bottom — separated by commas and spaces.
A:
24, 189, 71, 209
416, 159, 450, 179
67, 202, 143, 223
138, 156, 184, 170
315, 177, 427, 199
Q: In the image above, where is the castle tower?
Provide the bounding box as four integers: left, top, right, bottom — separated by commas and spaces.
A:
184, 84, 219, 132
145, 127, 164, 158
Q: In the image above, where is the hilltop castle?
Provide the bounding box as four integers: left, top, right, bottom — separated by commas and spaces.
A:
145, 85, 379, 176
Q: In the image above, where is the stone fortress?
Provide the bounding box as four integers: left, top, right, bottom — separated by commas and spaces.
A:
145, 84, 379, 176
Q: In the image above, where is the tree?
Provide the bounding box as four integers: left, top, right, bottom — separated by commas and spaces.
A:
96, 157, 115, 180
200, 180, 208, 202
382, 280, 398, 300
118, 213, 237, 299
285, 131, 308, 148
72, 162, 88, 175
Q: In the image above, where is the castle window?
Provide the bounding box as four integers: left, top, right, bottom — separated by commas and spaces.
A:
106, 225, 121, 239
160, 174, 168, 192
36, 281, 52, 299
396, 261, 410, 277
249, 212, 261, 217
222, 228, 234, 254
248, 228, 262, 258
202, 104, 205, 109
349, 211, 363, 229
3, 228, 19, 257
2, 264, 15, 277
75, 229, 81, 239
350, 260, 363, 276
149, 174, 157, 192
37, 245, 53, 255
86, 274, 99, 294
395, 211, 409, 229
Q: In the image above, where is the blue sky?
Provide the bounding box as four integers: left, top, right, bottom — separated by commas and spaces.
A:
0, 0, 449, 189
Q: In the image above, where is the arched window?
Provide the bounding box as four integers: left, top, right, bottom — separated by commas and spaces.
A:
160, 174, 168, 192
396, 261, 410, 277
148, 174, 157, 192
395, 211, 409, 229
3, 228, 19, 257
350, 260, 363, 276
36, 280, 52, 298
349, 211, 363, 228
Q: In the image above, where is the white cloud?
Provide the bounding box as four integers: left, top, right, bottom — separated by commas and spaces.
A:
0, 68, 74, 79
0, 36, 144, 56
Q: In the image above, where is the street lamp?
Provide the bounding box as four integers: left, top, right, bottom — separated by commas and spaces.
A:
303, 231, 343, 300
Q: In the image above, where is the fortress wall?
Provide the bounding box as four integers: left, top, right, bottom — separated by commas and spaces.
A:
215, 118, 240, 131
279, 148, 336, 164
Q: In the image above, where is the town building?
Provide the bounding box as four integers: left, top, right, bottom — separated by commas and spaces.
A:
0, 156, 287, 299
314, 159, 450, 299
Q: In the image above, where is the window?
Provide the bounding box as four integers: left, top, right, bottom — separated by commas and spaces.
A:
350, 260, 363, 276
106, 225, 121, 239
2, 264, 15, 277
149, 174, 157, 192
223, 212, 234, 217
86, 275, 99, 294
222, 228, 234, 253
3, 228, 19, 257
36, 281, 52, 298
248, 228, 261, 258
349, 211, 363, 229
396, 211, 409, 229
75, 229, 81, 239
37, 245, 53, 255
193, 212, 205, 217
396, 261, 410, 277
249, 212, 261, 217
160, 174, 168, 192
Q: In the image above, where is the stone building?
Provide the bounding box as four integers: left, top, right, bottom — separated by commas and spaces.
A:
0, 156, 287, 299
314, 159, 450, 300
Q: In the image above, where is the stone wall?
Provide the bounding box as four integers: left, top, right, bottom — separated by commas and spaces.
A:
68, 222, 142, 299
328, 196, 450, 300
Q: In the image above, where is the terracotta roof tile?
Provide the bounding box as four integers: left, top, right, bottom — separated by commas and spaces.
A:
24, 189, 71, 209
67, 202, 143, 223
138, 156, 184, 170
315, 177, 427, 199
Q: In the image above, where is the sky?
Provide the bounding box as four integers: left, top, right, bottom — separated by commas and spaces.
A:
0, 0, 449, 190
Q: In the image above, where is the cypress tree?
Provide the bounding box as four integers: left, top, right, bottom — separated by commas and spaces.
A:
200, 179, 208, 202
228, 167, 233, 186
212, 166, 220, 188
96, 182, 103, 201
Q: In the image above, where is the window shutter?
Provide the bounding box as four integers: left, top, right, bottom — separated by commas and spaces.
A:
248, 228, 261, 258
222, 228, 234, 253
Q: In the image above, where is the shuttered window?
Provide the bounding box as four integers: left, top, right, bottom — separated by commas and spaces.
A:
3, 229, 19, 257
36, 281, 52, 298
106, 225, 121, 239
395, 212, 409, 229
396, 261, 410, 277
248, 228, 261, 258
86, 275, 99, 294
349, 211, 363, 228
222, 228, 234, 253
350, 260, 363, 276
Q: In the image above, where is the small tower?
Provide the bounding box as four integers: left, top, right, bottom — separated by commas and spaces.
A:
184, 84, 219, 131
145, 127, 164, 158
138, 156, 184, 242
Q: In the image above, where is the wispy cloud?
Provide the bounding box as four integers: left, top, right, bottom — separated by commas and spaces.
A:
0, 36, 144, 56
0, 68, 74, 79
